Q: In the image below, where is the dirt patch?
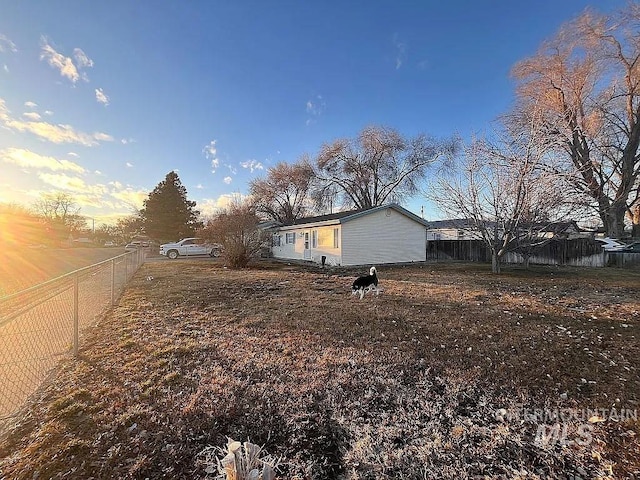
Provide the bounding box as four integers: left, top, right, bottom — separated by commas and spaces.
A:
1, 261, 638, 479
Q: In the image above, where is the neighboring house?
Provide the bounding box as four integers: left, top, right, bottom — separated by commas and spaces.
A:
536, 221, 586, 239
268, 203, 428, 266
426, 219, 587, 241
426, 219, 482, 241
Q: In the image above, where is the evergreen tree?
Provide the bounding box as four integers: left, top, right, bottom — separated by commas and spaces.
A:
140, 171, 202, 243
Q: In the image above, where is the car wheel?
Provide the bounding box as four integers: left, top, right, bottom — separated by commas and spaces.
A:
210, 249, 221, 257
167, 250, 179, 260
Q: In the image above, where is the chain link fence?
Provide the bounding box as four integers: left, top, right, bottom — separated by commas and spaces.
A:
0, 249, 145, 428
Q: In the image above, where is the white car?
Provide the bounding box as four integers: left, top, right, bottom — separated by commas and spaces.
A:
159, 237, 221, 259
595, 237, 628, 252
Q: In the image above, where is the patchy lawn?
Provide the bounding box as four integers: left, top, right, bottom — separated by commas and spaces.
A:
1, 261, 638, 479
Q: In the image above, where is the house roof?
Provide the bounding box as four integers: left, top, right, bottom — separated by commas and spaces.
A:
426, 219, 475, 230
427, 218, 582, 233
272, 203, 428, 231
288, 208, 367, 225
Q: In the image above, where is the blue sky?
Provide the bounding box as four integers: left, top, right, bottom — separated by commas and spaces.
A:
0, 1, 627, 225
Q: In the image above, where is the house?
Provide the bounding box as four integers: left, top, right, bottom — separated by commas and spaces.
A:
426, 219, 483, 241
426, 219, 587, 241
268, 203, 428, 266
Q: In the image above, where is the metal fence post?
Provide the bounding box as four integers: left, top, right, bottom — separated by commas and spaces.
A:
125, 252, 129, 281
73, 273, 79, 358
111, 257, 116, 306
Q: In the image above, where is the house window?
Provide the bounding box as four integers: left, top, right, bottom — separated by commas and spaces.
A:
318, 229, 332, 247
285, 232, 295, 244
316, 227, 340, 249
457, 229, 465, 239
311, 230, 317, 248
273, 235, 281, 247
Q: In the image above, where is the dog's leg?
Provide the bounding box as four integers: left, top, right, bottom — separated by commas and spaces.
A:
359, 288, 364, 300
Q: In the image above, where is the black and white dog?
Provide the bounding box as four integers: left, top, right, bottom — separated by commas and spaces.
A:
352, 266, 380, 299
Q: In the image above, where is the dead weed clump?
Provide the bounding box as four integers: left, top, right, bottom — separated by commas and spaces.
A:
199, 439, 279, 480
0, 260, 638, 479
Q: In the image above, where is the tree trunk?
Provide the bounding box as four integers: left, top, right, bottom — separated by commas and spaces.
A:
632, 205, 640, 239
604, 203, 627, 239
491, 252, 502, 274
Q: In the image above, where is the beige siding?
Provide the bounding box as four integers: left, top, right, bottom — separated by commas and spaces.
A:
272, 225, 342, 265
342, 208, 426, 266
272, 230, 305, 261
427, 228, 481, 241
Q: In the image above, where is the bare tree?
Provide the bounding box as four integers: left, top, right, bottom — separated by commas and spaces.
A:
249, 158, 315, 223
33, 192, 79, 222
315, 125, 457, 210
429, 125, 574, 273
199, 200, 267, 268
111, 215, 144, 244
32, 192, 86, 241
511, 4, 640, 238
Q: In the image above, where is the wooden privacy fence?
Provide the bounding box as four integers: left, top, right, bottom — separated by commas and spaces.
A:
426, 238, 640, 268
426, 239, 490, 262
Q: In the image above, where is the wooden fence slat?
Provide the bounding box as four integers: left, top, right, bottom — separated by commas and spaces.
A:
426, 238, 639, 268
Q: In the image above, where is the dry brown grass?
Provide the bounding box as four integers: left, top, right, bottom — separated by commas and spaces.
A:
0, 260, 638, 479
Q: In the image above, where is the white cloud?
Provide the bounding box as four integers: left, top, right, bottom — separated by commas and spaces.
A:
393, 34, 407, 70
24, 101, 38, 108
198, 193, 247, 217
67, 152, 79, 157
40, 38, 79, 83
240, 159, 264, 172
22, 111, 41, 121
44, 110, 53, 116
37, 172, 104, 194
73, 48, 93, 68
2, 65, 8, 73
8, 119, 111, 145
121, 138, 135, 145
1, 97, 112, 146
109, 186, 148, 209
0, 98, 9, 121
203, 140, 220, 173
39, 36, 93, 84
93, 132, 114, 142
0, 34, 17, 53
305, 94, 326, 125
0, 147, 86, 173
223, 176, 232, 184
95, 88, 109, 106
196, 184, 204, 189
306, 95, 325, 116
125, 162, 133, 168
